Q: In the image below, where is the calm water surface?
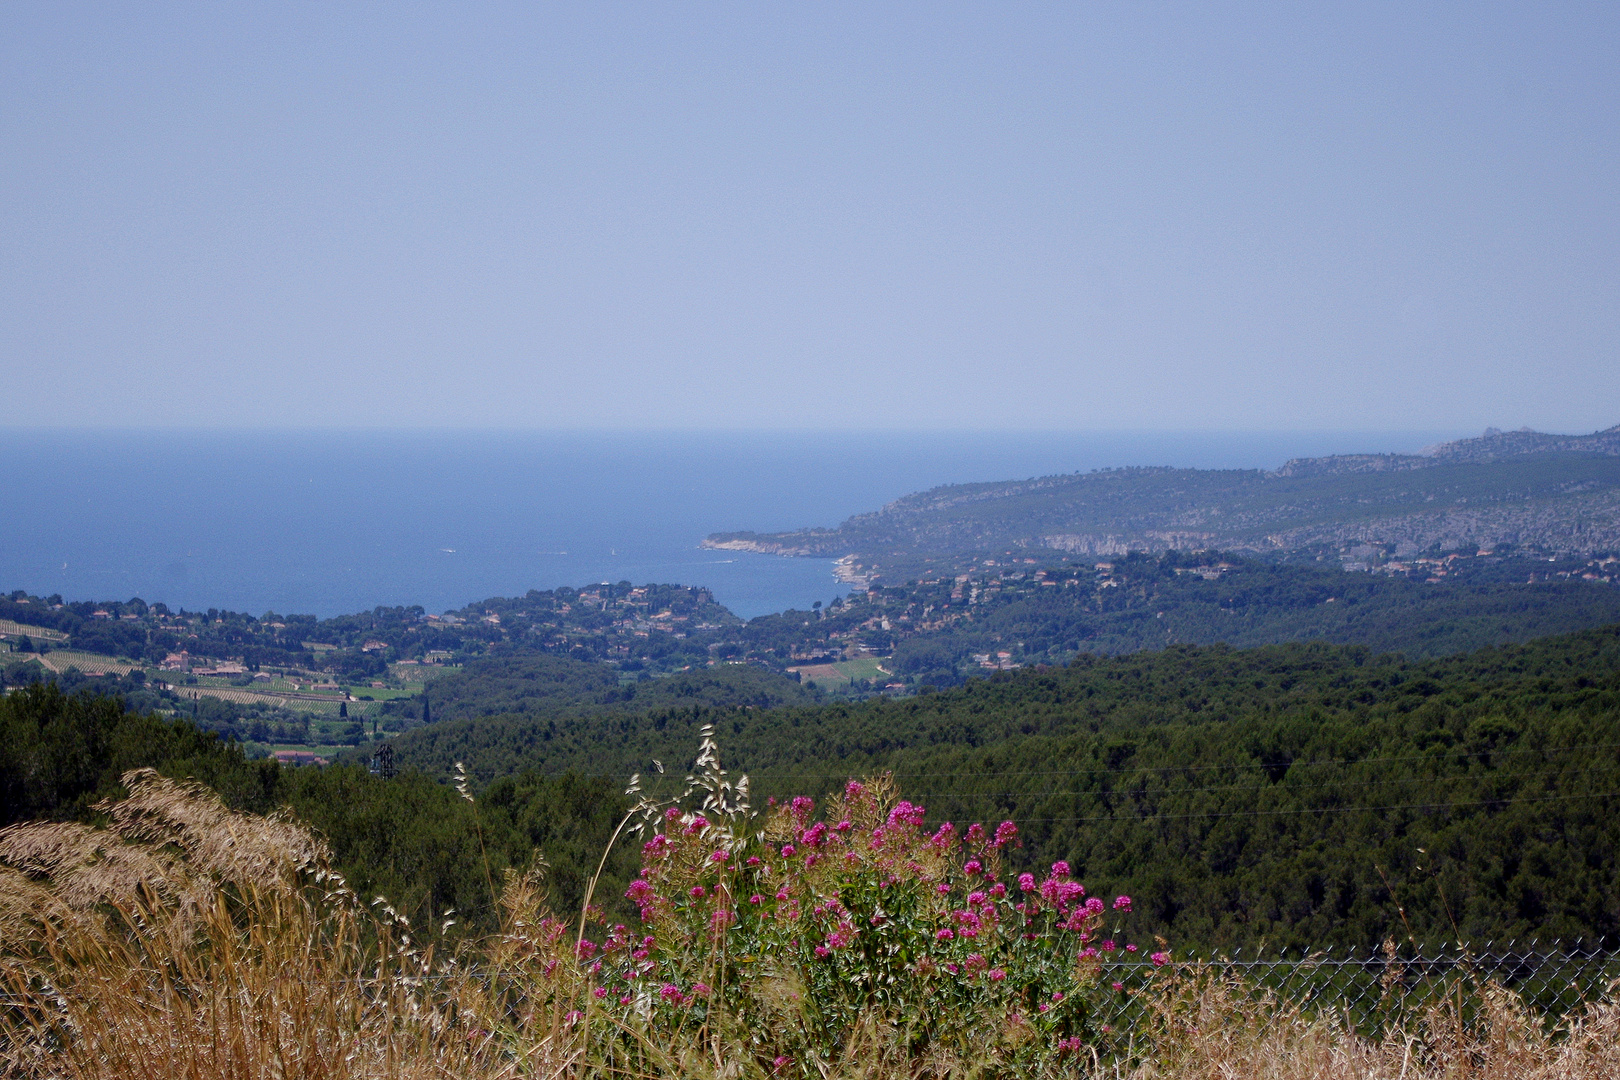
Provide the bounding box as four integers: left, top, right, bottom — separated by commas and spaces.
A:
1, 429, 1458, 619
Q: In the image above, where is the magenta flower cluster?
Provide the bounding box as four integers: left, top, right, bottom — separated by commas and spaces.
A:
552, 786, 1164, 1063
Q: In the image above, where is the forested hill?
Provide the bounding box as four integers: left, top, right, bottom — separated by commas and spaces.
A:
705, 425, 1620, 582
10, 548, 1620, 711
0, 681, 639, 946
392, 654, 820, 726
7, 625, 1620, 950
0, 580, 737, 675
383, 625, 1620, 950
859, 551, 1620, 684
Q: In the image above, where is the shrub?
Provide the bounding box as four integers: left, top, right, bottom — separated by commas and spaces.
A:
478, 724, 1148, 1075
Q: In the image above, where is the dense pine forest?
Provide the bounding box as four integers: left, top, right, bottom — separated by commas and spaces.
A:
7, 623, 1618, 954
0, 682, 636, 939
387, 655, 822, 726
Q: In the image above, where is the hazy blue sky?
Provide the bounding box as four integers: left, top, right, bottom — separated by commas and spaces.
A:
3, 2, 1616, 432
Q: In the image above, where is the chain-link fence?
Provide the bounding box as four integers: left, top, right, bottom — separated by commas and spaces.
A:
1096, 943, 1620, 1036
5, 941, 1614, 1043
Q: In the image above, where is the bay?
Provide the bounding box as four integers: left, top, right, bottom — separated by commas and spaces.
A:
0, 428, 1457, 619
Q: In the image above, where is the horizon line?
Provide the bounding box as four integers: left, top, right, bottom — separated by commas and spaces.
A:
0, 423, 1537, 438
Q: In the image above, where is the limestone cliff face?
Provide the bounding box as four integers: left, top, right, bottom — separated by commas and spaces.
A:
1426, 425, 1620, 464
1041, 489, 1620, 559
700, 536, 824, 557
1250, 490, 1620, 555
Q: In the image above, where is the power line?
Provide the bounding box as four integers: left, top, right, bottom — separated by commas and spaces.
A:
998, 789, 1618, 825
489, 744, 1620, 786
821, 764, 1608, 802
611, 764, 1612, 817
615, 741, 1620, 785
535, 771, 1616, 826
429, 742, 1620, 817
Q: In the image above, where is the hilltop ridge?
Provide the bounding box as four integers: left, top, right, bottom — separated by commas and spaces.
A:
1272, 423, 1620, 477
706, 424, 1620, 581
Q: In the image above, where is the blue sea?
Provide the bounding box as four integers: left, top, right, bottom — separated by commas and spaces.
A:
1, 429, 1459, 620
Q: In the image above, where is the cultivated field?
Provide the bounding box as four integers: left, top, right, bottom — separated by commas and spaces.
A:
0, 619, 68, 642
27, 649, 138, 676
787, 655, 892, 689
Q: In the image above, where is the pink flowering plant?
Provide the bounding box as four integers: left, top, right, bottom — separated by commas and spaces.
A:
482, 724, 1158, 1075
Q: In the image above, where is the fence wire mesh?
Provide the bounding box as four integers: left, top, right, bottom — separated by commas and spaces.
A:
1096, 943, 1620, 1035
4, 942, 1614, 1042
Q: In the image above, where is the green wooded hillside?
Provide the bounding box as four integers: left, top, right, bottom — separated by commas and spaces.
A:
7, 625, 1619, 952
0, 682, 634, 939
386, 653, 820, 725
708, 427, 1620, 580
383, 626, 1620, 951
875, 552, 1620, 683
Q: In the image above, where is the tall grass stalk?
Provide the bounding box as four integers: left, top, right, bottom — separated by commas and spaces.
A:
0, 769, 491, 1080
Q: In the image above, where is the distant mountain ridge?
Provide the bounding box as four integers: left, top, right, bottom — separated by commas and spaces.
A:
1273, 424, 1620, 478
705, 425, 1620, 580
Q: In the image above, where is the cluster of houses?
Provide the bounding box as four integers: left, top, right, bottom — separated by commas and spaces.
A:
1542, 555, 1618, 584
1345, 549, 1499, 580
270, 750, 330, 767
1171, 563, 1237, 581
159, 651, 254, 677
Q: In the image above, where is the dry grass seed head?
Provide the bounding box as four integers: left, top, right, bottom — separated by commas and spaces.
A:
96, 768, 329, 888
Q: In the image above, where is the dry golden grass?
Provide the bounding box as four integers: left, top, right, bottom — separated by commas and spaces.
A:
1116, 966, 1620, 1080
0, 769, 494, 1080
2, 770, 1617, 1080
